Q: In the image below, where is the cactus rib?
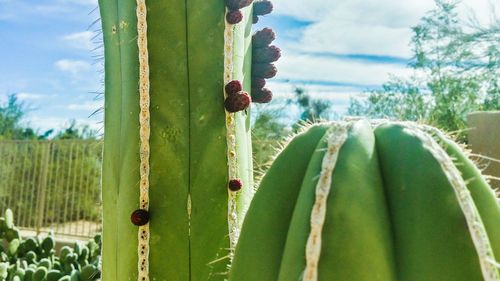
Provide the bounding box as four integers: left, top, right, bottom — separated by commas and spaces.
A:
401, 123, 499, 280
303, 123, 349, 281
135, 0, 151, 280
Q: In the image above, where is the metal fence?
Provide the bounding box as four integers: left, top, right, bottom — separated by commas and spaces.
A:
0, 138, 280, 240
0, 140, 102, 239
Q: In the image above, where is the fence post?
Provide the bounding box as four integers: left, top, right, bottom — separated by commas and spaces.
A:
468, 111, 500, 189
36, 142, 51, 234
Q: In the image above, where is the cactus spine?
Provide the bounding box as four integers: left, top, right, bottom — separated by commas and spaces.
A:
230, 120, 500, 281
98, 0, 281, 279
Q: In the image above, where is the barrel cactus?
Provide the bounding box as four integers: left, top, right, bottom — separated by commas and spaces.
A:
98, 0, 278, 280
230, 120, 500, 281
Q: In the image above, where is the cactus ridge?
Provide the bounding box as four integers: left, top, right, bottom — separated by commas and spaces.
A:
302, 123, 350, 281
134, 1, 151, 280
396, 122, 499, 281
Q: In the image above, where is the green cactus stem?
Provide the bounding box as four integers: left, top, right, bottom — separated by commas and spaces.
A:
97, 0, 283, 279
230, 120, 500, 281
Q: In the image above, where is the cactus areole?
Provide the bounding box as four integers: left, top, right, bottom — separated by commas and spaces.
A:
230, 120, 500, 281
99, 0, 279, 280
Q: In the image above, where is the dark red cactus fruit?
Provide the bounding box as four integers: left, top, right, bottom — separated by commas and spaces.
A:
131, 209, 150, 226
252, 28, 276, 48
253, 15, 259, 24
239, 0, 254, 8
228, 179, 243, 192
253, 45, 281, 63
226, 0, 254, 10
253, 0, 273, 16
252, 78, 266, 89
252, 63, 277, 79
224, 91, 251, 113
252, 88, 273, 103
225, 80, 243, 96
226, 10, 243, 24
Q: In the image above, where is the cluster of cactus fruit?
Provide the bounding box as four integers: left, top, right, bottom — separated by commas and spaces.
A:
224, 1, 280, 114
0, 210, 101, 281
225, 0, 273, 24
250, 28, 280, 103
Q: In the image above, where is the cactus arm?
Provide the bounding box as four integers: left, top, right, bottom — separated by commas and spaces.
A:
233, 4, 254, 230
375, 124, 495, 280
278, 120, 397, 281
229, 124, 329, 281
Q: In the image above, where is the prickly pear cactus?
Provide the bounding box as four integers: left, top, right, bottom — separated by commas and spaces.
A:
98, 0, 279, 280
230, 120, 500, 281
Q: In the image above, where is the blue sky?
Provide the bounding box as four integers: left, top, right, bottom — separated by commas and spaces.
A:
0, 0, 498, 132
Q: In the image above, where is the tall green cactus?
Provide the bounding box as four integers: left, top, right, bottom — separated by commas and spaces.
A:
99, 0, 278, 280
231, 120, 500, 281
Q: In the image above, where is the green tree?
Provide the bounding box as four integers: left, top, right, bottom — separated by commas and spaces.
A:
251, 86, 334, 176
54, 119, 98, 140
0, 94, 98, 140
0, 95, 47, 140
251, 106, 289, 175
289, 87, 332, 123
348, 0, 500, 141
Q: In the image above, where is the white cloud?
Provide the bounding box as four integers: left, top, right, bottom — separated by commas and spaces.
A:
265, 81, 373, 115
459, 0, 500, 26
55, 59, 91, 76
275, 52, 413, 86
63, 31, 95, 51
274, 0, 498, 57
16, 92, 43, 101
273, 0, 433, 26
288, 0, 434, 57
